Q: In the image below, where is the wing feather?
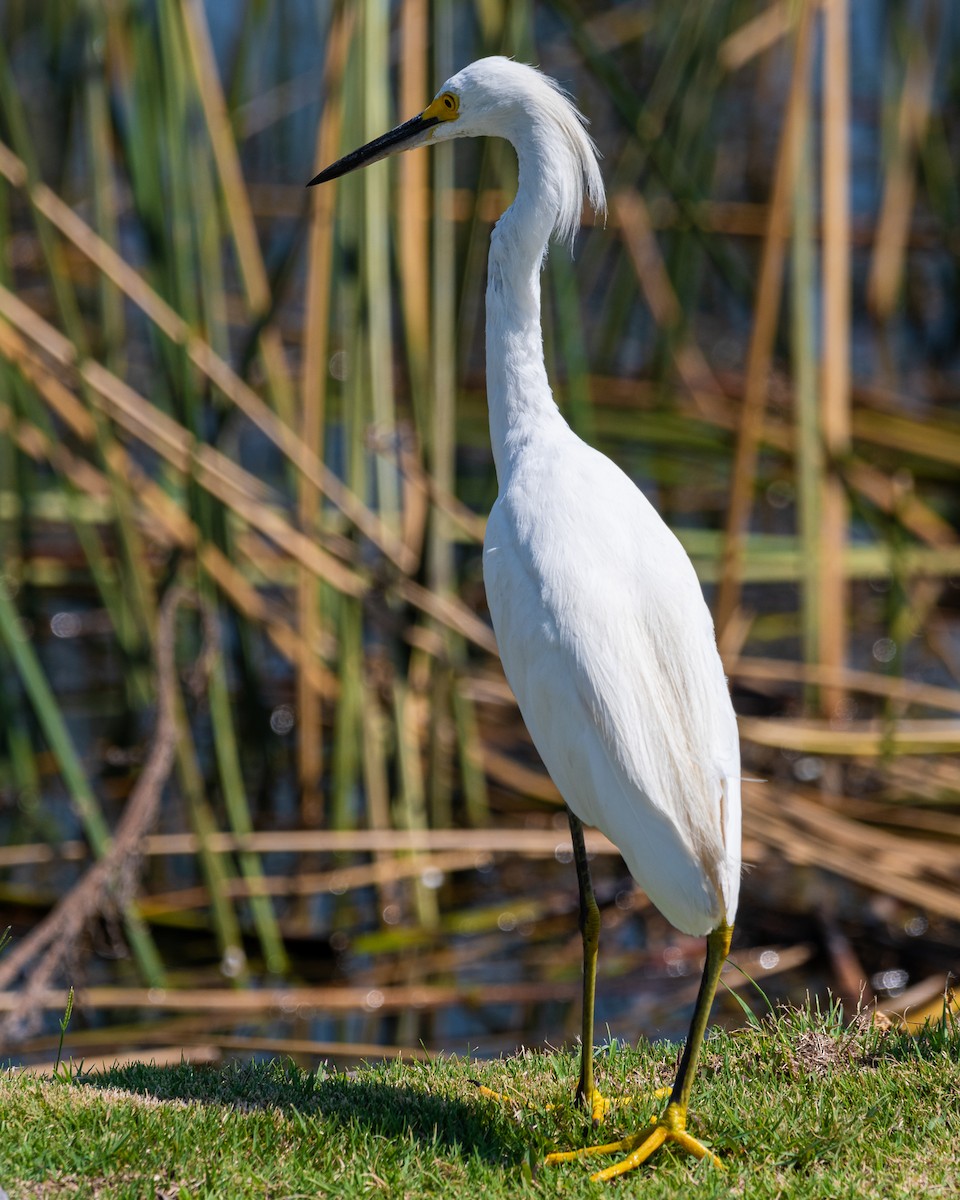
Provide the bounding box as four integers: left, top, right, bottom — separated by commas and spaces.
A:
483, 438, 741, 934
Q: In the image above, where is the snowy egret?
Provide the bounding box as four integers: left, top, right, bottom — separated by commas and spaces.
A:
308, 56, 740, 1181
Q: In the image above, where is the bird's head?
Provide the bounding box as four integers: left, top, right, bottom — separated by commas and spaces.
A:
308, 56, 604, 244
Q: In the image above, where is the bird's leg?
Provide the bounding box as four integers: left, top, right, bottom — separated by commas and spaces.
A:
474, 811, 606, 1119
546, 921, 733, 1180
566, 808, 609, 1125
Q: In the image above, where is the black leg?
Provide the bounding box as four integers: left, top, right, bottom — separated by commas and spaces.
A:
567, 808, 603, 1120
547, 921, 734, 1179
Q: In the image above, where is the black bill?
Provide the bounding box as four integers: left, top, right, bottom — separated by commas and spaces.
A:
307, 112, 440, 186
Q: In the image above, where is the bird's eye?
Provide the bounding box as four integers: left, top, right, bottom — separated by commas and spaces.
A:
425, 90, 460, 124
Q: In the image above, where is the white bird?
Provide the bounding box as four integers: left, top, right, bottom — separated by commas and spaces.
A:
309, 56, 740, 1181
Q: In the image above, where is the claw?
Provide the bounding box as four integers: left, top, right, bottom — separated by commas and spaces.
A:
545, 1102, 723, 1180
546, 924, 733, 1180
590, 1122, 721, 1181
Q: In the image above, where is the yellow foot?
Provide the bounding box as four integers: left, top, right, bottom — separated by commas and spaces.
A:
545, 1112, 722, 1181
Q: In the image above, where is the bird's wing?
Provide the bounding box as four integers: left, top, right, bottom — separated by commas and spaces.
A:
484, 444, 741, 933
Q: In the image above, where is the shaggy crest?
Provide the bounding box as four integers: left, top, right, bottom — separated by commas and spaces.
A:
444, 57, 606, 249
518, 61, 606, 246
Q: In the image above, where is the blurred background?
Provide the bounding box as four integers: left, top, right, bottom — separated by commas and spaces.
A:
0, 0, 958, 1073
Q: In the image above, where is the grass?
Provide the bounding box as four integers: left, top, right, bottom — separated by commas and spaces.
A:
2, 1005, 958, 1199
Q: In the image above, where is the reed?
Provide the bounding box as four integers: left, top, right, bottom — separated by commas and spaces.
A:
715, 0, 814, 649
819, 0, 852, 717
0, 0, 957, 1057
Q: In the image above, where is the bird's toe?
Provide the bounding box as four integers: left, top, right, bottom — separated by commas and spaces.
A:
546, 1109, 723, 1181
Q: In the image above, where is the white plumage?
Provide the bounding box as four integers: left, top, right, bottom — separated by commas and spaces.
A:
309, 54, 742, 1179
441, 59, 742, 934
484, 444, 741, 934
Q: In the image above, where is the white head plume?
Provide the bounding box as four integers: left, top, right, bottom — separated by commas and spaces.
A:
433, 57, 606, 248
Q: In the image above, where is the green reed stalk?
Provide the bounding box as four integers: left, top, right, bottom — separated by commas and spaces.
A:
82, 10, 126, 373
425, 663, 453, 830
363, 0, 400, 524
428, 0, 456, 595
391, 677, 439, 932
0, 39, 152, 699
331, 594, 362, 835
76, 11, 159, 694
398, 0, 431, 434
0, 572, 165, 986
330, 51, 370, 836
361, 678, 401, 918
451, 669, 488, 827
202, 608, 291, 977
298, 2, 354, 829
421, 0, 470, 830
169, 673, 249, 986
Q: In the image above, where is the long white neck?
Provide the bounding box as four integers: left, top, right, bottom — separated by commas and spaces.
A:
485, 138, 567, 487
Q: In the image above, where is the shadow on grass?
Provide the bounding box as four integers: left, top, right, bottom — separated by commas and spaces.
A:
77, 1057, 533, 1167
